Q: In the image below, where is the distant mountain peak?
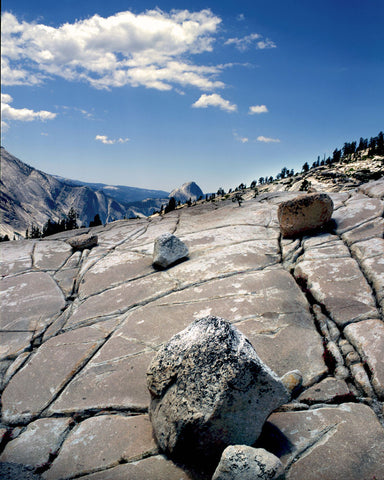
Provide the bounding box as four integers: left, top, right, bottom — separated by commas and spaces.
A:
169, 181, 204, 203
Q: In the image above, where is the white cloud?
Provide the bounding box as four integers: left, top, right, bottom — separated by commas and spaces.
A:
225, 33, 276, 52
249, 104, 268, 114
1, 93, 57, 123
1, 9, 225, 92
95, 135, 129, 144
256, 39, 276, 50
233, 131, 248, 143
192, 93, 237, 112
257, 136, 280, 143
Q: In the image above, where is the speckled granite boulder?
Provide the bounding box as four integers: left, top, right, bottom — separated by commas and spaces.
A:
66, 233, 98, 250
277, 193, 333, 237
212, 446, 285, 480
147, 316, 289, 464
152, 233, 189, 269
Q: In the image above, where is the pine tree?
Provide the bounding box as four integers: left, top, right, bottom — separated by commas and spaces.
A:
164, 197, 176, 214
65, 208, 78, 231
376, 131, 384, 155
89, 214, 102, 227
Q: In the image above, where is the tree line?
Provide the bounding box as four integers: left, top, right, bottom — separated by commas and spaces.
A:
25, 209, 103, 239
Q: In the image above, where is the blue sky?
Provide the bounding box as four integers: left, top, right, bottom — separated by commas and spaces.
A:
1, 0, 383, 193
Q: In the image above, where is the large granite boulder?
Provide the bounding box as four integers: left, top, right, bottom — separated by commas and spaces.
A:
147, 316, 289, 464
277, 193, 333, 237
67, 232, 98, 250
212, 446, 285, 480
152, 233, 189, 269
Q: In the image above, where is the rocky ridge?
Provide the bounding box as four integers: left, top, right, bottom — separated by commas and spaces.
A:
169, 181, 204, 203
0, 176, 384, 479
0, 148, 129, 238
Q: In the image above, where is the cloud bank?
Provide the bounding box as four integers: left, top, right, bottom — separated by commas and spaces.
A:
1, 9, 225, 91
192, 93, 237, 112
1, 93, 56, 130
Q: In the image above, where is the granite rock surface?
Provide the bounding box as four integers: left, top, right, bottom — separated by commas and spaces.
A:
1, 177, 383, 479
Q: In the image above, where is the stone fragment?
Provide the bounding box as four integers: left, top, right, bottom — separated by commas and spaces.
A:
3, 352, 30, 387
261, 403, 384, 480
277, 193, 333, 238
152, 233, 189, 269
358, 177, 384, 198
67, 233, 98, 250
281, 370, 303, 396
294, 258, 378, 326
0, 272, 65, 333
72, 455, 192, 480
166, 239, 280, 287
0, 418, 72, 468
53, 268, 77, 298
48, 339, 154, 414
349, 362, 375, 397
33, 241, 72, 270
344, 350, 360, 367
78, 249, 152, 299
298, 377, 351, 404
0, 272, 66, 361
344, 319, 384, 398
341, 217, 384, 246
333, 195, 384, 234
65, 274, 177, 328
0, 331, 34, 363
361, 256, 384, 307
0, 462, 43, 480
212, 446, 284, 480
1, 325, 111, 424
43, 415, 157, 480
325, 341, 344, 367
0, 240, 34, 276
334, 365, 349, 380
147, 316, 289, 463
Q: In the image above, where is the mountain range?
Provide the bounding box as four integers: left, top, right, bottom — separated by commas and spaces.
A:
0, 147, 204, 238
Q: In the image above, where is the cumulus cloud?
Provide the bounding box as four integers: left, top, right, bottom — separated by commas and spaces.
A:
1, 9, 225, 91
225, 33, 276, 52
1, 93, 57, 124
95, 135, 129, 144
192, 93, 237, 112
249, 104, 268, 114
257, 136, 280, 143
233, 131, 249, 143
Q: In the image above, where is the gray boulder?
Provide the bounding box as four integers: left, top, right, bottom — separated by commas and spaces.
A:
147, 316, 289, 464
212, 445, 285, 480
0, 462, 43, 480
152, 233, 189, 269
67, 233, 98, 250
277, 193, 333, 238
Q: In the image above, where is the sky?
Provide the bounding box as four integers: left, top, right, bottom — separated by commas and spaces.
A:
1, 0, 383, 193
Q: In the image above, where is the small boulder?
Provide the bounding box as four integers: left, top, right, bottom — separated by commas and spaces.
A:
67, 233, 98, 250
281, 370, 303, 398
147, 316, 289, 464
152, 233, 188, 269
212, 446, 285, 480
277, 193, 333, 238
